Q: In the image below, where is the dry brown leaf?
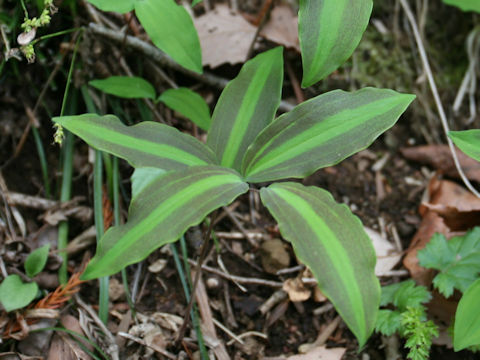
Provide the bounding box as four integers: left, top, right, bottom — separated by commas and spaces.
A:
47, 315, 92, 360
403, 177, 480, 284
194, 5, 257, 68
401, 145, 480, 182
260, 238, 291, 274
260, 5, 300, 52
287, 346, 346, 360
283, 278, 311, 302
365, 227, 402, 276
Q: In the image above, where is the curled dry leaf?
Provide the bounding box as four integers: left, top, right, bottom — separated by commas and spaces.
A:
401, 145, 480, 182
194, 5, 257, 68
283, 277, 311, 302
260, 5, 300, 52
260, 238, 291, 274
404, 177, 480, 285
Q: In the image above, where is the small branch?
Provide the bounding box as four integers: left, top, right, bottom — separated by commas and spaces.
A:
88, 23, 295, 112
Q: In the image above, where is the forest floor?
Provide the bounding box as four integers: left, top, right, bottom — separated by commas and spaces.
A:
1, 0, 480, 359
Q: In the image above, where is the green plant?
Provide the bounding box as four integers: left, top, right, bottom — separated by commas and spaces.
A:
442, 0, 480, 13
52, 0, 416, 348
0, 244, 50, 312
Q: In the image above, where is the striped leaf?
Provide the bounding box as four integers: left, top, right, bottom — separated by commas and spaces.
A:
454, 278, 480, 351
207, 47, 283, 171
53, 114, 217, 171
135, 0, 202, 74
449, 130, 480, 162
299, 0, 372, 87
243, 88, 415, 183
89, 76, 156, 100
158, 88, 211, 131
260, 182, 380, 348
82, 166, 248, 279
86, 0, 135, 13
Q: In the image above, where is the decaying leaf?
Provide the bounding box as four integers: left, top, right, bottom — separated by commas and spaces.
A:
401, 145, 480, 182
194, 5, 257, 67
260, 5, 300, 52
283, 277, 311, 302
260, 238, 291, 274
287, 346, 346, 360
365, 227, 402, 276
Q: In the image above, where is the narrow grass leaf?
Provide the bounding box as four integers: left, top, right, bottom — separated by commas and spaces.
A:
158, 88, 211, 131
260, 182, 380, 348
86, 0, 135, 13
89, 76, 156, 100
135, 0, 202, 73
82, 166, 248, 279
299, 0, 372, 87
244, 88, 415, 182
454, 278, 480, 351
53, 114, 217, 171
207, 47, 283, 171
25, 244, 50, 278
449, 130, 480, 162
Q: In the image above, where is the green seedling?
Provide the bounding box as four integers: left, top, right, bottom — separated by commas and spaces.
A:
52, 0, 416, 348
0, 244, 50, 312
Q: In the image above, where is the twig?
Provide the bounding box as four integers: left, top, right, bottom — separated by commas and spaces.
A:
188, 259, 283, 287
117, 332, 176, 359
88, 23, 295, 113
399, 0, 480, 198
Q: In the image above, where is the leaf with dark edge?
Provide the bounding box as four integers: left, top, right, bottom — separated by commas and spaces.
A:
86, 0, 135, 13
82, 166, 249, 279
449, 130, 480, 162
454, 278, 480, 351
299, 0, 373, 87
89, 76, 156, 100
135, 0, 202, 73
158, 88, 211, 131
53, 114, 217, 171
260, 182, 380, 348
243, 88, 415, 182
207, 47, 283, 171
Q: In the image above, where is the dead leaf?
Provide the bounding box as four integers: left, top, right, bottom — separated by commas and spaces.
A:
260, 5, 300, 52
108, 278, 125, 302
260, 238, 291, 274
283, 278, 311, 302
194, 5, 257, 68
365, 227, 402, 276
148, 258, 167, 273
401, 145, 480, 182
287, 346, 346, 360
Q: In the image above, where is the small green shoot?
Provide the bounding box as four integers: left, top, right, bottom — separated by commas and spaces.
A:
25, 244, 50, 278
0, 275, 39, 312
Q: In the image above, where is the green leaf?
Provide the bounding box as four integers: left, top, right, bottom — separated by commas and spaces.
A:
89, 76, 156, 100
454, 278, 480, 351
0, 275, 38, 312
207, 47, 284, 171
260, 182, 380, 348
135, 0, 202, 73
243, 88, 415, 182
449, 130, 480, 162
299, 0, 373, 87
375, 310, 403, 336
82, 166, 248, 280
53, 114, 217, 171
131, 167, 166, 200
25, 244, 50, 278
192, 0, 203, 6
443, 0, 480, 13
158, 88, 211, 131
86, 0, 135, 13
417, 229, 480, 297
380, 280, 431, 310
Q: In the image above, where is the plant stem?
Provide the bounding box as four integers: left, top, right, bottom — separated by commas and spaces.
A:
176, 211, 217, 342
32, 126, 50, 198
31, 28, 81, 45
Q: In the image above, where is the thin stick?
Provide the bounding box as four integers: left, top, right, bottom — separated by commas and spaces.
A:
399, 0, 480, 198
176, 211, 218, 342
